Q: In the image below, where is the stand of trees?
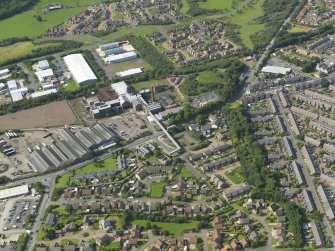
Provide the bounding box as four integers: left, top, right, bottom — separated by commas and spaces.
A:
251, 0, 296, 51
223, 104, 305, 247
0, 0, 37, 20
274, 24, 335, 48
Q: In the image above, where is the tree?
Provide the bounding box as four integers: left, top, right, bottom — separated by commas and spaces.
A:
45, 228, 56, 240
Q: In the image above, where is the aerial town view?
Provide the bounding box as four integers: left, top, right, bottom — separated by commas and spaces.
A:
1, 0, 335, 251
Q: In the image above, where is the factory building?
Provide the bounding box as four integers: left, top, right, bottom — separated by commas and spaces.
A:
104, 51, 137, 64
28, 124, 118, 173
63, 54, 97, 86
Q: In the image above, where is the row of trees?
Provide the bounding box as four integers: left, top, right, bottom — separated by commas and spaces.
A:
223, 105, 305, 247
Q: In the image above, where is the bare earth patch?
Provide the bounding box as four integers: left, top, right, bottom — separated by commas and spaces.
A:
0, 101, 77, 130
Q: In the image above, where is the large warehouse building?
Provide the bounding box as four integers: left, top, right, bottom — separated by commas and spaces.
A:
63, 54, 97, 86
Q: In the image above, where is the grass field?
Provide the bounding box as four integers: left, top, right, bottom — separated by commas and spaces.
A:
199, 0, 233, 11
226, 168, 244, 184
180, 0, 190, 14
288, 25, 310, 33
150, 182, 166, 198
196, 71, 222, 84
132, 78, 169, 91
0, 0, 101, 40
230, 0, 266, 48
55, 157, 117, 189
63, 79, 80, 92
0, 41, 62, 65
180, 166, 193, 178
132, 220, 199, 236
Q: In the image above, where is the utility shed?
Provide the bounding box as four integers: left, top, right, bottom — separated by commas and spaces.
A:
63, 54, 97, 86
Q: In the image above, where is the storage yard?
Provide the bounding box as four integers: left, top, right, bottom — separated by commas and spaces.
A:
0, 101, 77, 130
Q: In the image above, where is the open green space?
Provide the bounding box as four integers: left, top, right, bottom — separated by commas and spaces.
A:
63, 79, 79, 92
0, 0, 101, 40
0, 41, 62, 65
74, 157, 116, 175
180, 166, 193, 178
55, 157, 116, 190
132, 78, 169, 91
180, 0, 191, 14
199, 0, 233, 11
230, 0, 265, 48
226, 168, 244, 184
196, 71, 222, 84
150, 182, 166, 198
288, 25, 311, 33
132, 220, 199, 236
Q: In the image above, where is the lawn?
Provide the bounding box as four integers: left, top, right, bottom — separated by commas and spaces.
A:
226, 168, 244, 184
132, 78, 169, 91
55, 172, 72, 190
0, 41, 62, 65
288, 25, 310, 33
150, 182, 166, 198
132, 220, 199, 236
106, 215, 123, 231
75, 157, 117, 174
55, 157, 117, 189
0, 0, 101, 40
196, 71, 222, 84
180, 0, 190, 14
199, 0, 233, 11
63, 79, 79, 92
230, 0, 266, 48
180, 166, 193, 178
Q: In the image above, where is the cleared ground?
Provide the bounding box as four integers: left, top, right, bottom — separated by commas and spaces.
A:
0, 101, 77, 130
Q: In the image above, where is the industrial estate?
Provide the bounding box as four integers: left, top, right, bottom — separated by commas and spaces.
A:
1, 0, 335, 251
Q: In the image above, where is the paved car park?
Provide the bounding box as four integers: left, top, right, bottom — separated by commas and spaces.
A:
1, 197, 39, 231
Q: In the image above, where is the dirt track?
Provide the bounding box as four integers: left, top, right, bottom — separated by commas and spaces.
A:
0, 101, 77, 130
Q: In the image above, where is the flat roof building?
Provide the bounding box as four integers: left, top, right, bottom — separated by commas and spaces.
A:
104, 51, 137, 64
261, 66, 291, 75
116, 68, 142, 77
63, 54, 97, 86
0, 185, 29, 200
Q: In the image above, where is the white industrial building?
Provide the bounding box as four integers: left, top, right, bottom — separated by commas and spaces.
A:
63, 54, 97, 86
7, 80, 17, 91
261, 66, 292, 75
104, 51, 137, 64
116, 68, 142, 77
36, 68, 54, 83
38, 60, 50, 71
31, 89, 58, 99
0, 68, 11, 79
0, 184, 29, 200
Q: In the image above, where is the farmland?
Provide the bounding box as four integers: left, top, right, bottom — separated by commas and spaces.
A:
0, 0, 101, 40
